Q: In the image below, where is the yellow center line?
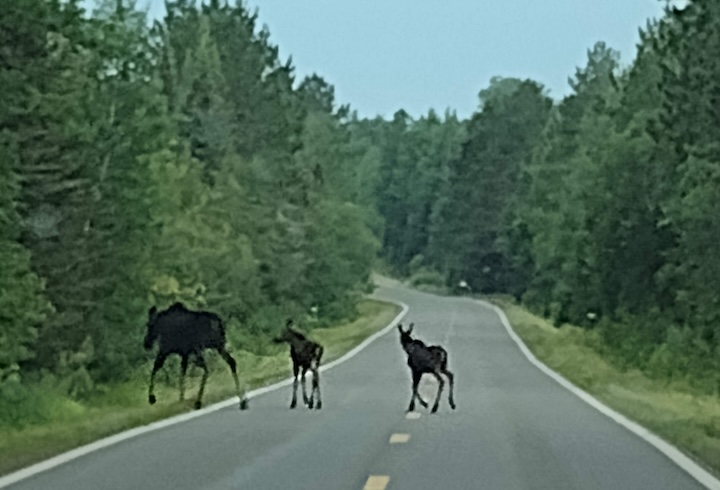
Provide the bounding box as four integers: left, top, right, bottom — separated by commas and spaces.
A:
389, 433, 410, 444
364, 475, 390, 490
406, 412, 421, 420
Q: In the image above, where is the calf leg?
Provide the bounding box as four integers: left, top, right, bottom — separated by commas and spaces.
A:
193, 353, 209, 410
431, 371, 445, 413
290, 364, 299, 409
442, 368, 456, 410
311, 367, 321, 410
412, 370, 429, 409
312, 346, 323, 410
218, 347, 247, 410
148, 352, 168, 405
301, 367, 309, 406
416, 391, 429, 408
408, 370, 423, 412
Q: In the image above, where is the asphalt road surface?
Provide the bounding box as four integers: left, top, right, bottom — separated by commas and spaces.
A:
6, 281, 709, 490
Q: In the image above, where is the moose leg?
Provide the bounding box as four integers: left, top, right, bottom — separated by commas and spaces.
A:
412, 370, 429, 409
162, 365, 172, 385
218, 347, 247, 410
311, 367, 321, 410
301, 367, 309, 406
179, 354, 189, 402
290, 364, 299, 409
442, 368, 456, 410
408, 370, 422, 412
416, 390, 429, 409
193, 353, 209, 410
431, 371, 445, 413
148, 352, 168, 405
311, 346, 323, 410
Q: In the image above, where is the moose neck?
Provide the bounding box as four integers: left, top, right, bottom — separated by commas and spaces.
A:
287, 334, 308, 351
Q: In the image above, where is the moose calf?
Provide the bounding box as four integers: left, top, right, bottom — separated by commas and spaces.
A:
398, 322, 456, 413
274, 319, 324, 410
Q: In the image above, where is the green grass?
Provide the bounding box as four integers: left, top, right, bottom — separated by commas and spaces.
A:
492, 297, 720, 477
0, 299, 401, 477
311, 299, 402, 361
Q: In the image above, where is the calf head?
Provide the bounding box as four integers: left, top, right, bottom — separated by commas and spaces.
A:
273, 319, 296, 344
397, 323, 415, 350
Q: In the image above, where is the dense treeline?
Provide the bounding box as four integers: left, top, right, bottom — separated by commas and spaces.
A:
371, 2, 720, 393
0, 0, 380, 399
3, 0, 719, 411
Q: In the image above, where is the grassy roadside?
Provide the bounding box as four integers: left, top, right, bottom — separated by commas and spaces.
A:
491, 297, 720, 476
0, 299, 401, 477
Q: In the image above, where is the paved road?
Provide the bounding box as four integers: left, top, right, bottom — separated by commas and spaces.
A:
7, 282, 708, 490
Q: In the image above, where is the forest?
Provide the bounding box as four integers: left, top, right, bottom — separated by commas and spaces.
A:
0, 0, 382, 412
1, 0, 719, 426
372, 2, 720, 394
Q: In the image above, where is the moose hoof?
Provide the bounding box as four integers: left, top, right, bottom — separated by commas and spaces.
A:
194, 401, 202, 410
308, 400, 314, 409
450, 402, 457, 410
431, 405, 439, 414
315, 402, 322, 410
240, 399, 249, 411
290, 401, 297, 409
148, 395, 156, 405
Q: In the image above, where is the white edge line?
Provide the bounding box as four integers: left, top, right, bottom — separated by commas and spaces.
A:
474, 298, 720, 490
0, 300, 409, 489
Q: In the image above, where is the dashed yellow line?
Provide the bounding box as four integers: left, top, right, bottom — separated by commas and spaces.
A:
364, 422, 415, 488
364, 475, 390, 490
406, 412, 421, 420
389, 433, 410, 444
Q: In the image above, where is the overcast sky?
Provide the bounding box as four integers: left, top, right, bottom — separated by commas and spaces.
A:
93, 0, 672, 119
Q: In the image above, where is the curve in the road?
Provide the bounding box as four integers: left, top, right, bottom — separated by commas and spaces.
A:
4, 282, 720, 490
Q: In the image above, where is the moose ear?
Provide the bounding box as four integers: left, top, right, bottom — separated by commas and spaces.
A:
408, 323, 414, 334
286, 318, 294, 328
397, 324, 404, 334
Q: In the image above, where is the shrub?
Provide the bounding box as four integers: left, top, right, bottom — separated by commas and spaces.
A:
409, 268, 445, 288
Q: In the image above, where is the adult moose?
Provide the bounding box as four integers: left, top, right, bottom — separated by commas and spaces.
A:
398, 322, 456, 413
273, 319, 324, 409
143, 302, 248, 410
